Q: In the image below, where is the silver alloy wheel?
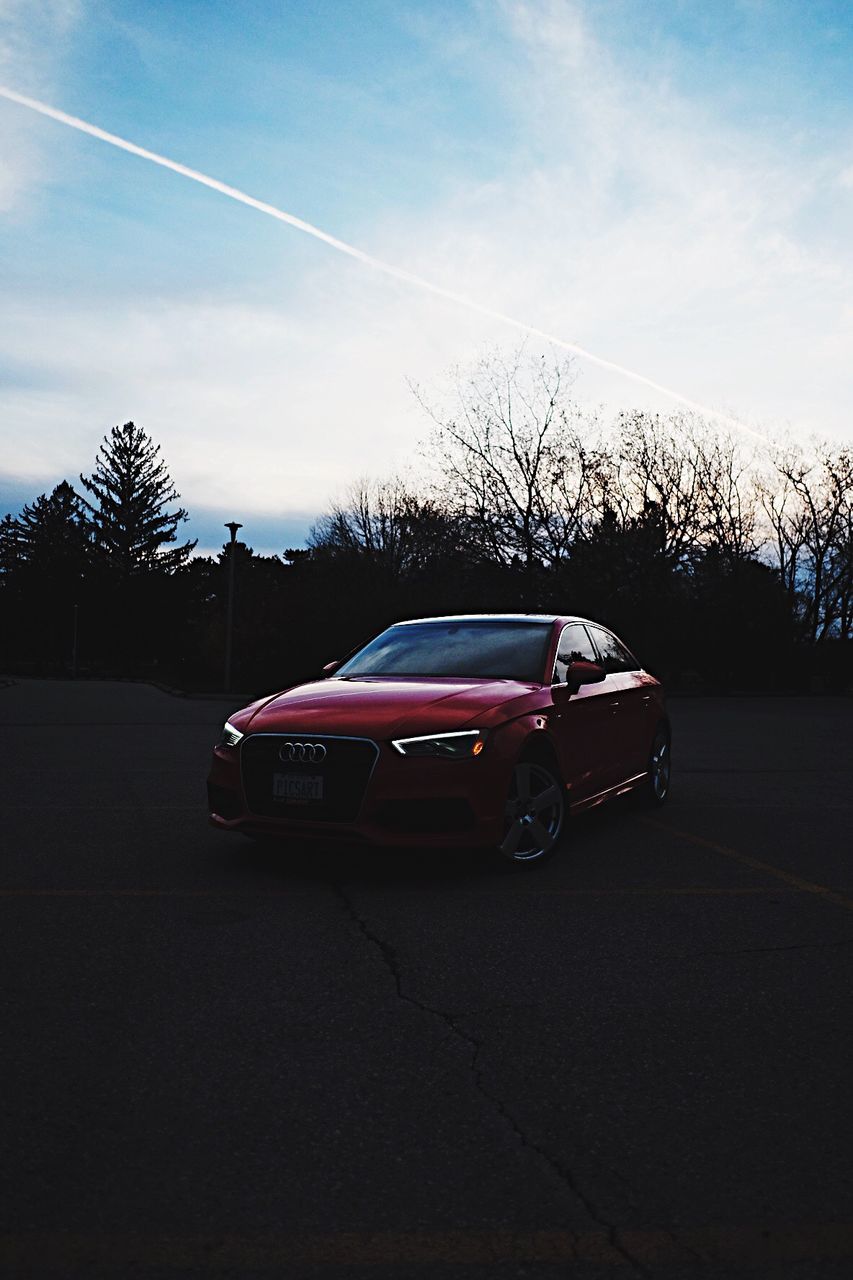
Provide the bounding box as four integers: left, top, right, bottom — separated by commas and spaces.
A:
650, 731, 671, 802
500, 760, 564, 863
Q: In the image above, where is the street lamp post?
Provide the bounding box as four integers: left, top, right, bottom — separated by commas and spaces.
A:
224, 522, 243, 693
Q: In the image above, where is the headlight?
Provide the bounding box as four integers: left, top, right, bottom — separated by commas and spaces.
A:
391, 729, 487, 758
219, 721, 244, 748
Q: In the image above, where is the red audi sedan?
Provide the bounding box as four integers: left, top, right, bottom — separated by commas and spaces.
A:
207, 614, 670, 866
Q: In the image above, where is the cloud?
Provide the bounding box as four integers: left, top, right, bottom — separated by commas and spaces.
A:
0, 286, 496, 515
373, 0, 853, 432
0, 0, 82, 209
0, 0, 850, 528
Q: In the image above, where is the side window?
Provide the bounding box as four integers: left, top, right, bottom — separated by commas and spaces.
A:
552, 623, 598, 684
588, 627, 638, 674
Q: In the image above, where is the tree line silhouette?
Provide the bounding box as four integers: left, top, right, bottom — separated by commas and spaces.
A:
2, 352, 851, 693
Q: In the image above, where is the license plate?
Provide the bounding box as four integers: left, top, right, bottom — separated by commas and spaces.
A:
273, 773, 324, 803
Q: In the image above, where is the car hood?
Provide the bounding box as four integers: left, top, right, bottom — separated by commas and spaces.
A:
244, 676, 547, 740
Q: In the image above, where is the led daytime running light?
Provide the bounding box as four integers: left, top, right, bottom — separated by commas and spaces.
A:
391, 730, 486, 758
219, 721, 244, 748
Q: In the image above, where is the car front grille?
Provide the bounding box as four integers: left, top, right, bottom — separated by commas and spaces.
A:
240, 734, 378, 823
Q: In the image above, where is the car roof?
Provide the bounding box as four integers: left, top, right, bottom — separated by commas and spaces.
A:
393, 613, 592, 627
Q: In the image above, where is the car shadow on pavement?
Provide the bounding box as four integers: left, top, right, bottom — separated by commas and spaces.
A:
220, 833, 501, 889
211, 794, 643, 892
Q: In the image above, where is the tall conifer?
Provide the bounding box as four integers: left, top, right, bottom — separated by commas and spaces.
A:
79, 422, 196, 576
16, 481, 91, 574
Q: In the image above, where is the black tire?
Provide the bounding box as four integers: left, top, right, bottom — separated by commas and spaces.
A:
643, 724, 671, 806
498, 754, 566, 868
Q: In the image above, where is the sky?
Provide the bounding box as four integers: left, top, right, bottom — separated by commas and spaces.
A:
1, 0, 852, 556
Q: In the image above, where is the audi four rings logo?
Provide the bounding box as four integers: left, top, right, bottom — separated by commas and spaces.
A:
279, 741, 327, 763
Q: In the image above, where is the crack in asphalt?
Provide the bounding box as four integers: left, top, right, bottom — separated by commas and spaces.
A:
334, 882, 651, 1277
662, 1228, 708, 1268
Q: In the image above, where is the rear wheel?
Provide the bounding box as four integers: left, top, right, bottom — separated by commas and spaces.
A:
644, 725, 671, 806
500, 758, 565, 866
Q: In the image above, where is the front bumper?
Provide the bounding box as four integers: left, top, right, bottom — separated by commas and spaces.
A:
207, 732, 515, 847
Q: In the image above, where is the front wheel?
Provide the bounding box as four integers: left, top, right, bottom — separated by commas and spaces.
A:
499, 758, 565, 866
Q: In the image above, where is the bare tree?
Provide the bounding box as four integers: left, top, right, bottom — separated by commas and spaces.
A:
535, 405, 612, 567
611, 411, 708, 568
767, 441, 853, 640
827, 497, 853, 640
756, 443, 809, 618
310, 476, 458, 581
609, 411, 759, 569
818, 446, 853, 640
413, 348, 599, 578
691, 426, 759, 564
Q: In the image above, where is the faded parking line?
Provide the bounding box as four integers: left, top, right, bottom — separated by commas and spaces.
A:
0, 885, 803, 899
4, 1222, 853, 1268
641, 817, 853, 915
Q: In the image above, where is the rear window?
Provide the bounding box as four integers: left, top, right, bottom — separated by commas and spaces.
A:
337, 621, 553, 682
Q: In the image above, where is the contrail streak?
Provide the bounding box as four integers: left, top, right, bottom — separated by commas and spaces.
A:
0, 84, 767, 442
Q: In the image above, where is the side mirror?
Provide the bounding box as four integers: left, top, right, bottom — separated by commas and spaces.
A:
322, 660, 341, 676
566, 660, 606, 695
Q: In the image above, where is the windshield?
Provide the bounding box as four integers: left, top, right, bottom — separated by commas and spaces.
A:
336, 621, 553, 682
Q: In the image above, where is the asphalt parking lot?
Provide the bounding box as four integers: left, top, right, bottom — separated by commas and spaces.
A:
2, 678, 852, 1279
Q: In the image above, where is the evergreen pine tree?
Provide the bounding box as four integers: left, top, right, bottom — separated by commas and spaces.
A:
0, 511, 25, 579
1, 482, 93, 669
16, 481, 91, 575
79, 422, 196, 576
